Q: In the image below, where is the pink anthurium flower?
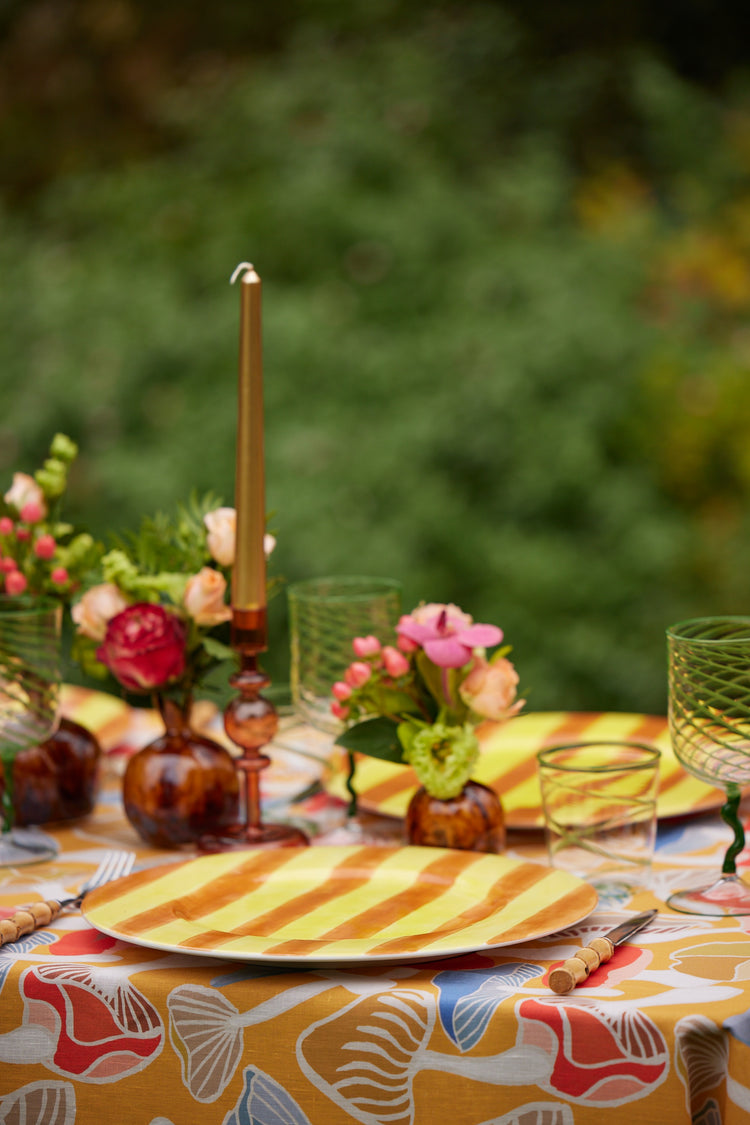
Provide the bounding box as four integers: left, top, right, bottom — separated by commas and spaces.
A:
397, 604, 502, 668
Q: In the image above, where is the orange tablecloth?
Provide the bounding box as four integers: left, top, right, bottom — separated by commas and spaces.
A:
1, 703, 750, 1125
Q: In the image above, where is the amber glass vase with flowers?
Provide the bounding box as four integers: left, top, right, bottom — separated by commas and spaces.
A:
72, 496, 279, 848
0, 435, 105, 828
333, 603, 524, 853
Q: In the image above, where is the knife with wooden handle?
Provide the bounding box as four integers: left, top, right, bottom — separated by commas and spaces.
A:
548, 909, 657, 994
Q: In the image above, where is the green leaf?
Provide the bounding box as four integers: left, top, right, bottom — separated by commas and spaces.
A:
335, 716, 405, 762
201, 635, 235, 662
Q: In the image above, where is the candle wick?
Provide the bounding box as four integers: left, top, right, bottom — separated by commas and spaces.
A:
230, 262, 255, 285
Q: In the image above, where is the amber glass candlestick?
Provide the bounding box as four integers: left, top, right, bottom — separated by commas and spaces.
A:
200, 608, 308, 851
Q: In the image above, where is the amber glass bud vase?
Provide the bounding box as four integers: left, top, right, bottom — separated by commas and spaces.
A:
406, 780, 506, 853
122, 695, 240, 849
0, 718, 101, 827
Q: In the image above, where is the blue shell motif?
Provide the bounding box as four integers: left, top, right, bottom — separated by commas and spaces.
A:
0, 931, 58, 993
434, 962, 541, 1051
223, 1066, 313, 1125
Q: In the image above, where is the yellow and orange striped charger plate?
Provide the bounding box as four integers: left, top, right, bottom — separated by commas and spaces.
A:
328, 711, 725, 828
82, 845, 597, 963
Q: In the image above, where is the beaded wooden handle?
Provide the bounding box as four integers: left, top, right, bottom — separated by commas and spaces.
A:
548, 935, 615, 994
0, 900, 66, 946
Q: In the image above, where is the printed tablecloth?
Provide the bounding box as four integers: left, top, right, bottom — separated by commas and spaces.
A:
1, 697, 750, 1125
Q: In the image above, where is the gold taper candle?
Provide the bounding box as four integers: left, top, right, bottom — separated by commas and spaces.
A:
230, 263, 266, 619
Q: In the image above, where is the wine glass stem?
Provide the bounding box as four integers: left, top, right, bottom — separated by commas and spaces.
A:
721, 784, 744, 875
0, 748, 14, 834
345, 750, 359, 819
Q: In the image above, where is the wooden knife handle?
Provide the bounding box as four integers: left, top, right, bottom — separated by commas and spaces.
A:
0, 901, 64, 947
548, 935, 615, 994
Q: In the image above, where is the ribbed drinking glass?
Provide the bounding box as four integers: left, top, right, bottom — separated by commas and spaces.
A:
667, 616, 750, 915
0, 598, 61, 865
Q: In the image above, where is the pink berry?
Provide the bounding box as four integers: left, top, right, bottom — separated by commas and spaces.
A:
332, 681, 353, 701
20, 501, 43, 523
34, 533, 56, 560
397, 634, 419, 654
344, 661, 372, 689
352, 635, 381, 657
0, 558, 17, 573
15, 527, 30, 541
51, 567, 69, 585
0, 517, 13, 535
5, 570, 28, 595
330, 701, 350, 721
382, 645, 410, 677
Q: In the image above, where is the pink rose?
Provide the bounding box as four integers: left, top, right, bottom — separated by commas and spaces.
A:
72, 583, 131, 641
183, 567, 232, 626
459, 655, 525, 721
4, 472, 47, 519
204, 507, 236, 567
96, 603, 187, 692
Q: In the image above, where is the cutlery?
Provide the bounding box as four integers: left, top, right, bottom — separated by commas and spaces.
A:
548, 908, 657, 994
0, 849, 136, 947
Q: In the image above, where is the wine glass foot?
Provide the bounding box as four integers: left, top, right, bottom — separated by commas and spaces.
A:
0, 826, 58, 867
667, 872, 750, 916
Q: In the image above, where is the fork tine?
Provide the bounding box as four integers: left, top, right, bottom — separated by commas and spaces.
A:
0, 849, 137, 948
84, 850, 136, 893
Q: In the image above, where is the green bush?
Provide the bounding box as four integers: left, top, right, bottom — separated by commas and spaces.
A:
2, 17, 750, 712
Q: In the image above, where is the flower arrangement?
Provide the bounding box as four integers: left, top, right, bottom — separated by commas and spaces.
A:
332, 602, 524, 802
0, 434, 101, 601
71, 496, 279, 704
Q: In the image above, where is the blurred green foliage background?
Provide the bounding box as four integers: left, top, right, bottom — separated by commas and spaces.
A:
2, 1, 750, 712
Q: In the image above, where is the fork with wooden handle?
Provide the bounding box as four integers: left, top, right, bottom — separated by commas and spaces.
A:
0, 849, 135, 947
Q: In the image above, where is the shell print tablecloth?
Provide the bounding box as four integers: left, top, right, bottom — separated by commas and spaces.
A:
2, 698, 750, 1124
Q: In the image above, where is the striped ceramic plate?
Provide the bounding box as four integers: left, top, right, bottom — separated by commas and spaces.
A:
328, 711, 726, 828
82, 845, 597, 963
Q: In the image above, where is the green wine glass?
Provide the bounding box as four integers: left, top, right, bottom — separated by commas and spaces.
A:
667, 616, 750, 915
0, 598, 62, 866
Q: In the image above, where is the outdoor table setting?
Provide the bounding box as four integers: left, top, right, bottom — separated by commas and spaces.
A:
2, 267, 750, 1125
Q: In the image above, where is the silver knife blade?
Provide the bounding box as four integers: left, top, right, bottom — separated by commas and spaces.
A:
548, 908, 658, 994
602, 908, 658, 947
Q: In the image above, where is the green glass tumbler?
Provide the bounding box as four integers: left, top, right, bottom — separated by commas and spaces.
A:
667, 616, 750, 915
0, 597, 62, 865
288, 576, 402, 734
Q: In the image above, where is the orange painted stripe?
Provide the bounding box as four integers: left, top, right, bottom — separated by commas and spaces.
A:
319, 850, 483, 941
110, 850, 297, 937
486, 883, 596, 946
369, 861, 552, 956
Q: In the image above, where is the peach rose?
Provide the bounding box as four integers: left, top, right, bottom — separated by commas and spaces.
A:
71, 583, 131, 641
183, 567, 232, 626
204, 506, 276, 568
459, 655, 525, 721
204, 507, 236, 567
4, 472, 47, 519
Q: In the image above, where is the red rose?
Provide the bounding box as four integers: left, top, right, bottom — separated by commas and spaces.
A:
96, 603, 187, 692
